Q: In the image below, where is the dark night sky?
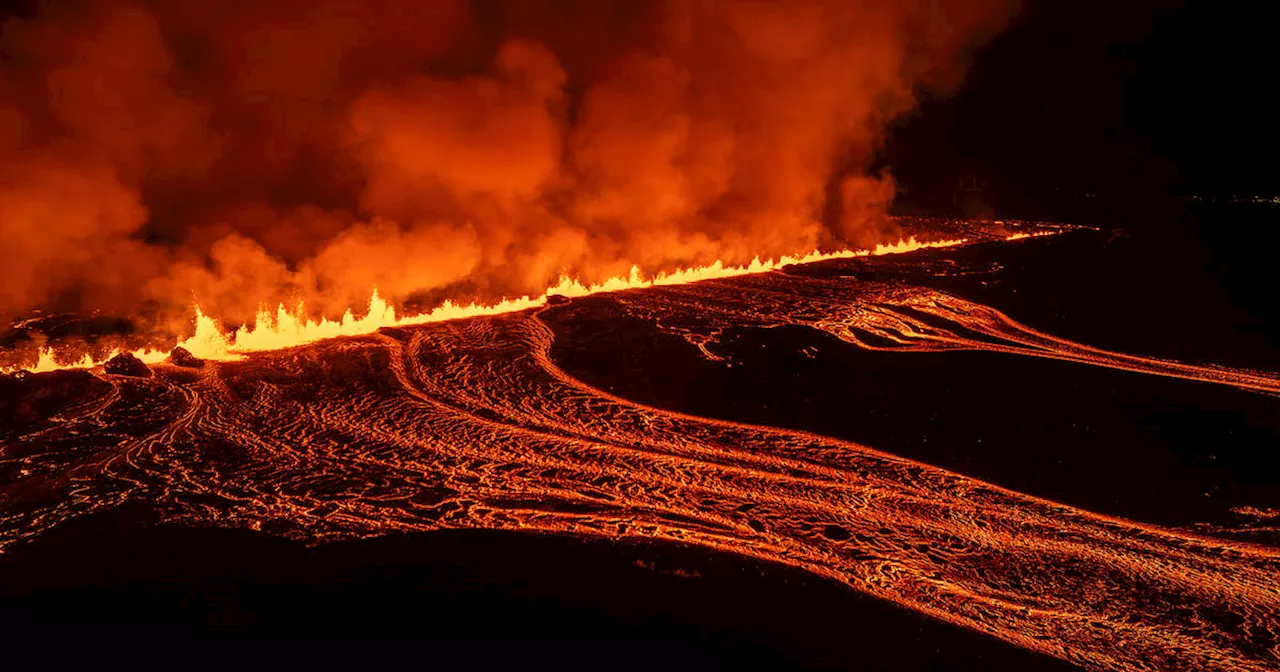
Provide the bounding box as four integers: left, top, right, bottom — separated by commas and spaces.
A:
883, 1, 1280, 214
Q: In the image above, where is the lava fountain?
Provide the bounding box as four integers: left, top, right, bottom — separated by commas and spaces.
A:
7, 234, 978, 373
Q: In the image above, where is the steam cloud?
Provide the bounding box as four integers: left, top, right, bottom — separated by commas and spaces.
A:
0, 0, 1013, 337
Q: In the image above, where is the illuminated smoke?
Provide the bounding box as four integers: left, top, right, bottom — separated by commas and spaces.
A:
0, 0, 1014, 336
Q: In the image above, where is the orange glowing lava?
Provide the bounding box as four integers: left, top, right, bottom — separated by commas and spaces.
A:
2, 257, 1278, 671
6, 235, 974, 373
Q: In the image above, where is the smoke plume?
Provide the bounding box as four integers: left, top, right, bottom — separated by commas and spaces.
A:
0, 0, 1014, 338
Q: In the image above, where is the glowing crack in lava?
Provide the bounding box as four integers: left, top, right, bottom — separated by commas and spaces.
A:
2, 238, 1278, 672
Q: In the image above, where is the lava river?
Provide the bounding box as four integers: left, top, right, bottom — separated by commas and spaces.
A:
2, 262, 1279, 671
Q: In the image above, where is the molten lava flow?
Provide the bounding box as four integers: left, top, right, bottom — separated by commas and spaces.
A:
4, 234, 971, 373
609, 273, 1280, 396
2, 266, 1278, 671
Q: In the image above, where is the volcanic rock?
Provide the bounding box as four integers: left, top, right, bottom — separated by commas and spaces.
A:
168, 347, 204, 369
103, 352, 150, 377
546, 294, 572, 306
378, 327, 412, 342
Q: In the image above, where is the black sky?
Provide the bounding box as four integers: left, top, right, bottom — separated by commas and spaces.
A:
884, 0, 1280, 215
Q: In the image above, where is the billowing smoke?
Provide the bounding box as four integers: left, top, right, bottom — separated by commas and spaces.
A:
0, 0, 1013, 338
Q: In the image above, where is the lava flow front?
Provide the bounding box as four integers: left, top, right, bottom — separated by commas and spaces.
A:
1, 236, 1278, 672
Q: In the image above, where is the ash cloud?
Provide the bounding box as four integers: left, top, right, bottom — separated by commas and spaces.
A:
0, 0, 1014, 338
